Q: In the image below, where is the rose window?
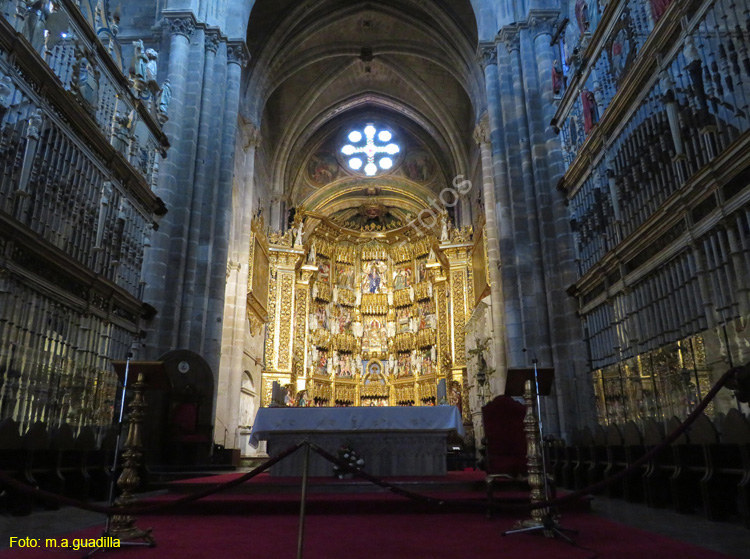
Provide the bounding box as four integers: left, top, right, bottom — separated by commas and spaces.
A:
341, 124, 400, 176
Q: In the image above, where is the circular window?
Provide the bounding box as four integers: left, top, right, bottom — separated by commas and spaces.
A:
340, 123, 401, 177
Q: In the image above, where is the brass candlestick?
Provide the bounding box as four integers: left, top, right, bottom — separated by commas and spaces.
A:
109, 371, 154, 544
522, 378, 549, 529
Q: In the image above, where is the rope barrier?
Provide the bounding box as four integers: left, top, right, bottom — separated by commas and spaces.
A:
0, 366, 739, 517
0, 441, 305, 515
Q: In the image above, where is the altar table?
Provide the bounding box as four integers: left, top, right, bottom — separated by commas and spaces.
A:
249, 406, 465, 477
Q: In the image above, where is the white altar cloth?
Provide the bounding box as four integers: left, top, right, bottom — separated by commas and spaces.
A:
249, 406, 465, 476
249, 406, 464, 448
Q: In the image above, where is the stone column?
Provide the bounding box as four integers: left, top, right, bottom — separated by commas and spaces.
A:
179, 28, 221, 348
477, 43, 523, 372
500, 28, 550, 365
190, 41, 227, 351
204, 41, 249, 407
143, 13, 196, 357
216, 124, 260, 449
473, 120, 508, 392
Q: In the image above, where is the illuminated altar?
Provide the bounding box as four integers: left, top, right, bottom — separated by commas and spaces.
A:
248, 203, 488, 424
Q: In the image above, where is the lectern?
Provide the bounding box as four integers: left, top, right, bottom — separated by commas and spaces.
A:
107, 360, 168, 547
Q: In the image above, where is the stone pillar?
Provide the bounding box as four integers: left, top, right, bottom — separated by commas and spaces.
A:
473, 121, 508, 393
143, 13, 196, 357
500, 28, 550, 365
477, 43, 523, 371
204, 41, 249, 408
190, 41, 227, 351
216, 124, 260, 449
179, 28, 221, 349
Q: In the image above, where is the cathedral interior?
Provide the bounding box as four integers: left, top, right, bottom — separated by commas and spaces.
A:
1, 0, 750, 472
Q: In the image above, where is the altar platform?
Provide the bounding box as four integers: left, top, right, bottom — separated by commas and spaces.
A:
249, 406, 465, 477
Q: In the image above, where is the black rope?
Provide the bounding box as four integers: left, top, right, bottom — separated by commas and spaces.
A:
0, 366, 737, 517
0, 441, 305, 515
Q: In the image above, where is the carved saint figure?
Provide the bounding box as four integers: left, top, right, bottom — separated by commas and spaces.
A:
294, 220, 304, 246
581, 89, 598, 133
131, 39, 148, 81
145, 48, 159, 84
552, 59, 564, 96
575, 0, 589, 34
650, 0, 673, 21
307, 241, 316, 264
336, 264, 353, 288
158, 80, 172, 123
361, 260, 387, 293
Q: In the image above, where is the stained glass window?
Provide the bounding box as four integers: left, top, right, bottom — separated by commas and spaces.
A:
341, 124, 400, 176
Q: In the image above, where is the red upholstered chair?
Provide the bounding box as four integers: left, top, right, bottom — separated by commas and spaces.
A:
169, 402, 211, 464
171, 403, 203, 442
481, 396, 528, 516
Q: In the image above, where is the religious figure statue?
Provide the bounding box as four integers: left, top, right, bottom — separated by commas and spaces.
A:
0, 75, 14, 120
25, 108, 43, 141
296, 390, 308, 407
552, 59, 564, 96
112, 110, 132, 155
448, 380, 462, 415
581, 89, 598, 133
469, 338, 495, 393
158, 79, 172, 124
650, 0, 672, 21
130, 40, 148, 93
588, 0, 601, 31
440, 213, 451, 242
145, 48, 159, 84
413, 350, 421, 375
361, 260, 386, 293
294, 220, 304, 246
394, 269, 406, 290
23, 0, 54, 54
307, 241, 316, 264
284, 385, 295, 406
574, 0, 589, 34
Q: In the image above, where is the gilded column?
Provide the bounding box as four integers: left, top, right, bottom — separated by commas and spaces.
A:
443, 245, 472, 383
294, 262, 317, 390
431, 264, 450, 379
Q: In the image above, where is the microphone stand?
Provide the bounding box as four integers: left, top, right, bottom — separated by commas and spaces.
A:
503, 350, 577, 543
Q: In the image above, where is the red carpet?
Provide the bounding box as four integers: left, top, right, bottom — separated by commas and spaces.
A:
0, 508, 733, 559
169, 470, 487, 485
0, 471, 735, 559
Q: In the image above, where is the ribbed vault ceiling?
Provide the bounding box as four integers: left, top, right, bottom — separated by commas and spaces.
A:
242, 0, 483, 216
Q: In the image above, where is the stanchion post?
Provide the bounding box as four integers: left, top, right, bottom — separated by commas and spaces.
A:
297, 442, 310, 559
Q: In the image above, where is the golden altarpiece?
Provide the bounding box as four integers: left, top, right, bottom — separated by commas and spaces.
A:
246, 207, 488, 423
